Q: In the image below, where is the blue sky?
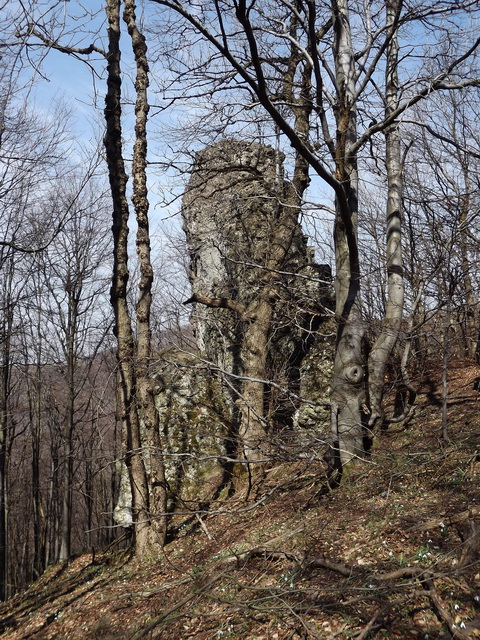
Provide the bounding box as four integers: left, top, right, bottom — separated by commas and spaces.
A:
23, 0, 337, 264
29, 1, 120, 143
35, 50, 104, 143
26, 0, 187, 246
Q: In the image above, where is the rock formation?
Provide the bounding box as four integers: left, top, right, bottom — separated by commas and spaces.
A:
114, 140, 334, 526
181, 140, 334, 437
114, 348, 231, 527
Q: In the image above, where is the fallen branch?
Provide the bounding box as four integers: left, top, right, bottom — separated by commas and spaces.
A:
355, 607, 384, 640
377, 567, 470, 640
130, 571, 226, 639
306, 555, 354, 577
241, 549, 472, 639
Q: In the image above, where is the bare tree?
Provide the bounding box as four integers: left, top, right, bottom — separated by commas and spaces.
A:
149, 0, 480, 476
36, 178, 112, 562
395, 87, 480, 437
10, 0, 169, 556
103, 0, 167, 556
0, 64, 73, 598
366, 0, 404, 432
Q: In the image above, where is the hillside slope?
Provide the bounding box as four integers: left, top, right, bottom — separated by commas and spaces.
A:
1, 363, 480, 640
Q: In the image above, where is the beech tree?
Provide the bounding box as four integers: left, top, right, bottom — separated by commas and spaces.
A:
391, 88, 480, 437
104, 0, 167, 555
9, 0, 171, 555
149, 0, 480, 475
0, 154, 116, 594
403, 89, 480, 361
38, 179, 111, 562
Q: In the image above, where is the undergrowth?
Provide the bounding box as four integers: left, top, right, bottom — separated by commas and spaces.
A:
1, 363, 479, 639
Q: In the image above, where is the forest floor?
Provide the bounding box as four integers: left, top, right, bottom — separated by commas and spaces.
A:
1, 361, 480, 639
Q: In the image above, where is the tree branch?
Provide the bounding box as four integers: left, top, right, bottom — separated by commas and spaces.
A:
352, 38, 480, 154
150, 0, 346, 207
183, 291, 248, 317
20, 25, 107, 58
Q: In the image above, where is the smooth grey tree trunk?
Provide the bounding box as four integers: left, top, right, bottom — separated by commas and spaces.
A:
367, 0, 405, 432
329, 0, 366, 471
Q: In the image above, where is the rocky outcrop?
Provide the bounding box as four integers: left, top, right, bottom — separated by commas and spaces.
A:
114, 348, 230, 526
114, 140, 334, 525
181, 141, 287, 373
182, 140, 334, 433
153, 348, 230, 507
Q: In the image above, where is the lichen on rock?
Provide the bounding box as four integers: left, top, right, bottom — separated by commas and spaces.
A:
182, 139, 334, 435
114, 347, 231, 526
114, 140, 335, 526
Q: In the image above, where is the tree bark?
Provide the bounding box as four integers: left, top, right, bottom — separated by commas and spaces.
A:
367, 0, 405, 432
0, 253, 15, 599
329, 0, 365, 471
457, 161, 477, 359
124, 0, 167, 550
104, 0, 152, 557
237, 300, 272, 461
59, 287, 78, 562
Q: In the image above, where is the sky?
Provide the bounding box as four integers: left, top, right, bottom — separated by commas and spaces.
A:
35, 50, 104, 143
5, 0, 480, 332
17, 0, 394, 270
26, 0, 189, 246
24, 2, 149, 150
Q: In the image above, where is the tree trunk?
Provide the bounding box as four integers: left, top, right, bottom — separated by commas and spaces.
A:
0, 409, 6, 602
367, 0, 405, 431
0, 254, 15, 599
441, 295, 451, 440
329, 0, 365, 472
458, 178, 477, 359
104, 0, 152, 557
124, 0, 167, 550
31, 295, 46, 577
59, 290, 77, 562
237, 300, 272, 460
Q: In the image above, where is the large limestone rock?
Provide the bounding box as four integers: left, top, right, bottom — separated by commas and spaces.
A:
181, 141, 288, 372
182, 139, 334, 432
114, 348, 230, 526
114, 140, 334, 527
153, 347, 230, 506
